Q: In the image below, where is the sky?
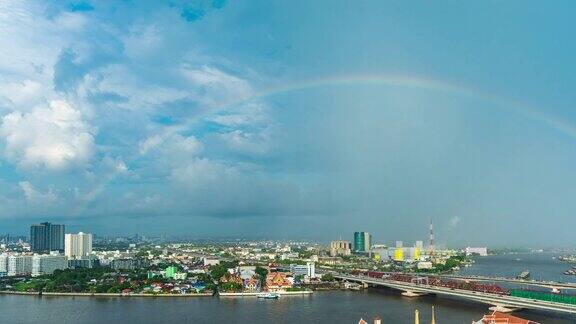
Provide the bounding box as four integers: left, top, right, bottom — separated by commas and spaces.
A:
1, 1, 576, 247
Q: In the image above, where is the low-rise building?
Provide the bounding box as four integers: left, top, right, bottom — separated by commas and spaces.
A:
68, 257, 97, 269
0, 253, 9, 275
173, 272, 187, 280
371, 245, 390, 262
243, 277, 260, 291
165, 266, 177, 278
203, 258, 220, 266
7, 254, 32, 276
265, 272, 292, 291
110, 258, 147, 270
290, 262, 316, 278
238, 266, 256, 280
417, 261, 433, 270
464, 247, 488, 256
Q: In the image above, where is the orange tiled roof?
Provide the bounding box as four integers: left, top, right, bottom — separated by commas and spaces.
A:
481, 311, 540, 324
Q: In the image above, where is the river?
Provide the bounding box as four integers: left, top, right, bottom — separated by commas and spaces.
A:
1, 253, 575, 323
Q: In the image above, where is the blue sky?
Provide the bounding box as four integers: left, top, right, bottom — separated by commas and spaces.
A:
1, 1, 575, 246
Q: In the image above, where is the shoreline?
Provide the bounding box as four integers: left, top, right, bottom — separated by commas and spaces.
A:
0, 290, 313, 298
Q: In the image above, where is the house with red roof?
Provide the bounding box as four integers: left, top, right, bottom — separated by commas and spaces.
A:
265, 272, 292, 291
473, 311, 540, 324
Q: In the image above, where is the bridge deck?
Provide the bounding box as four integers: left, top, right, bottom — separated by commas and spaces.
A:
335, 274, 576, 315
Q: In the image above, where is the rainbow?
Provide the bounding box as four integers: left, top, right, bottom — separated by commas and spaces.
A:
71, 73, 576, 216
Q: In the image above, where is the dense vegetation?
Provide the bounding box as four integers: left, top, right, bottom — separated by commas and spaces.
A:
6, 268, 162, 293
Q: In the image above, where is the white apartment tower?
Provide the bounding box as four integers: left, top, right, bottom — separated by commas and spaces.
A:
65, 232, 93, 258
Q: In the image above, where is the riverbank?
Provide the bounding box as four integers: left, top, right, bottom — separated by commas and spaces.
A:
0, 290, 313, 298
0, 291, 212, 297
219, 291, 313, 297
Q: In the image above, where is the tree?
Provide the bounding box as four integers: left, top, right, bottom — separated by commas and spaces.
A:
321, 273, 334, 282
255, 266, 268, 287
210, 265, 229, 281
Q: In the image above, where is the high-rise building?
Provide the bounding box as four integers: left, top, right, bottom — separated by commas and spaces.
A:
353, 232, 372, 252
429, 220, 435, 253
330, 240, 352, 256
31, 254, 68, 277
65, 232, 93, 258
30, 222, 65, 252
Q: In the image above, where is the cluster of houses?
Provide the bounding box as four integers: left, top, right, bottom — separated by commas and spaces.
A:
219, 266, 297, 292
138, 263, 311, 294
142, 281, 207, 294
90, 259, 317, 295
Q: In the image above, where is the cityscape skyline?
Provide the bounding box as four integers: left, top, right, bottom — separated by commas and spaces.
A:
1, 1, 576, 247
2, 2, 576, 323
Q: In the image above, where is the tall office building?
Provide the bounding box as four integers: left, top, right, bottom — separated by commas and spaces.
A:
30, 222, 65, 252
65, 232, 93, 258
353, 232, 372, 252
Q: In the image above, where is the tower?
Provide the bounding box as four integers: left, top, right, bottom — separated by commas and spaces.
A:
428, 220, 435, 255
30, 222, 65, 252
65, 232, 93, 258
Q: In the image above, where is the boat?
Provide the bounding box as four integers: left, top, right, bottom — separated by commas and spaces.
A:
516, 270, 530, 280
563, 268, 576, 276
257, 292, 280, 299
558, 255, 576, 263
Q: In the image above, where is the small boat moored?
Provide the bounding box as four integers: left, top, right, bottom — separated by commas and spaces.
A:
257, 292, 280, 299
516, 270, 530, 280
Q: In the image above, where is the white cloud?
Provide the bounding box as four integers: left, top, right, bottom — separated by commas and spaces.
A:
209, 103, 275, 154
209, 102, 269, 127
170, 158, 237, 189
0, 79, 46, 109
449, 215, 461, 227
19, 181, 58, 204
218, 128, 273, 154
0, 100, 95, 170
183, 65, 254, 107
139, 133, 202, 157
0, 1, 281, 220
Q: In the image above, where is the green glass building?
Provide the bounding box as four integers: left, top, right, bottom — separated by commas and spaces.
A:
354, 231, 372, 252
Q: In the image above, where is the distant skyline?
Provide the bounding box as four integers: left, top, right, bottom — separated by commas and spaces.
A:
1, 1, 576, 246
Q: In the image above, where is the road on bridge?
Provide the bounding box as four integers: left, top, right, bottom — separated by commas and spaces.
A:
334, 273, 576, 315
